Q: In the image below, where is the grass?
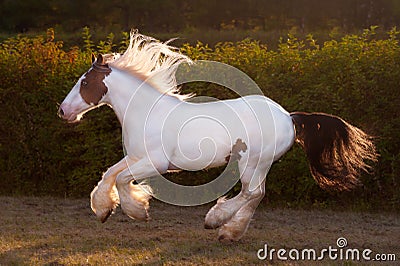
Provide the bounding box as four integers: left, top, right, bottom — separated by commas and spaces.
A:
0, 197, 399, 265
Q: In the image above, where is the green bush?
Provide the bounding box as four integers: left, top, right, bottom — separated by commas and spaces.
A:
0, 27, 399, 210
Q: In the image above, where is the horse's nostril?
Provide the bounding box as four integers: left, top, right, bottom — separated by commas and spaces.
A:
58, 107, 64, 117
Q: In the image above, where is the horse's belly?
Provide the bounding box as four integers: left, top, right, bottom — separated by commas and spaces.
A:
167, 131, 232, 171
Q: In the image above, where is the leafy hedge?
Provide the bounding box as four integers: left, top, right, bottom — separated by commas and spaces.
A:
0, 28, 399, 210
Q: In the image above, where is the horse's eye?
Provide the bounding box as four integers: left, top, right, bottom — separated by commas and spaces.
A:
82, 80, 88, 86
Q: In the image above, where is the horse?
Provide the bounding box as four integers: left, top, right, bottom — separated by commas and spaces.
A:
58, 31, 378, 241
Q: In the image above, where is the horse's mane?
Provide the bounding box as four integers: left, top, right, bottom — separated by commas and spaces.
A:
108, 30, 193, 100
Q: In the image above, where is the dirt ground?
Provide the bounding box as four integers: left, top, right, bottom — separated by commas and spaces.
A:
0, 197, 399, 265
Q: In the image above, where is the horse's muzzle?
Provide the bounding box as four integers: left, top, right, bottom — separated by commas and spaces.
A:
58, 106, 65, 118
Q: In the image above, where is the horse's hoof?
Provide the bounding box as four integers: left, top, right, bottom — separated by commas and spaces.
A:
218, 234, 234, 243
204, 223, 214, 230
122, 205, 149, 221
204, 221, 220, 229
204, 214, 222, 230
100, 209, 113, 223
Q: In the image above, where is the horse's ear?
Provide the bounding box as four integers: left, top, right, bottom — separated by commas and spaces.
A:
96, 54, 105, 65
91, 53, 96, 64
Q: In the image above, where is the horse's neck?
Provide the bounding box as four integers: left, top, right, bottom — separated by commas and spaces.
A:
105, 69, 180, 125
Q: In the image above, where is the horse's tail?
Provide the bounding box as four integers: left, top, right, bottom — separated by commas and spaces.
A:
290, 112, 378, 191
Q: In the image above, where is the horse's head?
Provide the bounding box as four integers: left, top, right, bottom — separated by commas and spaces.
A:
58, 54, 112, 122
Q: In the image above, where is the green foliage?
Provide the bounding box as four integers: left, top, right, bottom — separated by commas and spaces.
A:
82, 27, 94, 53
0, 28, 399, 210
97, 33, 116, 55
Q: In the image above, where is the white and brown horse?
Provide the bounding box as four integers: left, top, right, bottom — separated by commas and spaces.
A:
59, 32, 377, 241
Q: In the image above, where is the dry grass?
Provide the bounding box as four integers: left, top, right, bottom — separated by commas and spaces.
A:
0, 197, 399, 265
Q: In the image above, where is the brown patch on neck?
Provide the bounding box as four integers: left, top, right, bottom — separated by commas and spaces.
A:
80, 56, 112, 105
225, 138, 248, 163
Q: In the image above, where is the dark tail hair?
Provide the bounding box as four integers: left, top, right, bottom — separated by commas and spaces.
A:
290, 112, 378, 191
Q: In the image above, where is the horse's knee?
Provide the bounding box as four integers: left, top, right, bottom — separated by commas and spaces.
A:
116, 172, 125, 187
116, 168, 132, 190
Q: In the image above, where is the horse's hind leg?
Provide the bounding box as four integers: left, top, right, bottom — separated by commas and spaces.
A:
205, 157, 269, 241
90, 156, 135, 222
204, 177, 254, 230
217, 178, 265, 242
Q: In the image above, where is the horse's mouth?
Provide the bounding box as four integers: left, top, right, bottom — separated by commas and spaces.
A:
60, 112, 81, 123
67, 118, 80, 124
68, 115, 83, 123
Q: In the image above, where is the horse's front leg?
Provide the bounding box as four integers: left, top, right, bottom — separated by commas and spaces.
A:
90, 156, 136, 223
116, 156, 168, 221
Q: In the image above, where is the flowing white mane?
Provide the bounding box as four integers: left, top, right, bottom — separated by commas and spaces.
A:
108, 31, 193, 100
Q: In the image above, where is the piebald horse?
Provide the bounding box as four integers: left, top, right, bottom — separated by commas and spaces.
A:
59, 32, 377, 241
